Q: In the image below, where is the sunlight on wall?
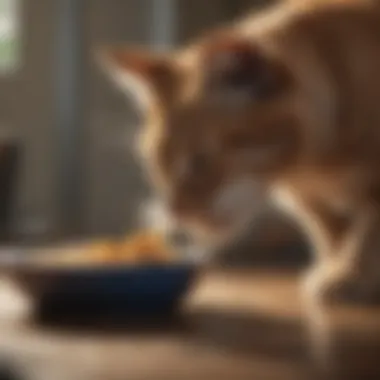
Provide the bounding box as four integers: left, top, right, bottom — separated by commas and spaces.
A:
0, 0, 20, 73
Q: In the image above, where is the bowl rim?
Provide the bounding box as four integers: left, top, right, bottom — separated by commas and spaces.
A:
0, 247, 200, 276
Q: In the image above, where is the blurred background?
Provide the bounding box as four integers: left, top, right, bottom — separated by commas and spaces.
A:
0, 0, 307, 265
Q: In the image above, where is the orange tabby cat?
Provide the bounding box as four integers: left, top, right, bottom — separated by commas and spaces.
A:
99, 0, 380, 305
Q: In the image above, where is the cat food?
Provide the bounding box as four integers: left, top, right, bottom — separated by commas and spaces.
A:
36, 232, 175, 267
90, 232, 175, 264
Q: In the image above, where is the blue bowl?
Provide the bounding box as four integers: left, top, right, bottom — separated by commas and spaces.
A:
2, 252, 198, 317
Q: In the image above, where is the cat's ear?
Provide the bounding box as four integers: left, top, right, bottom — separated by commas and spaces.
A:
200, 37, 292, 106
97, 46, 177, 109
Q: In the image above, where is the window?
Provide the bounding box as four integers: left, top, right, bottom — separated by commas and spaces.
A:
0, 0, 20, 73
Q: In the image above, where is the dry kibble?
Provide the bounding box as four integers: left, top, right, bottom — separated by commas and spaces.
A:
37, 232, 175, 267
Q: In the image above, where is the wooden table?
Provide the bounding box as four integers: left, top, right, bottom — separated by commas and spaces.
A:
1, 268, 380, 380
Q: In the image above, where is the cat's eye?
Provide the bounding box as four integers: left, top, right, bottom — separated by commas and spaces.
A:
204, 41, 291, 107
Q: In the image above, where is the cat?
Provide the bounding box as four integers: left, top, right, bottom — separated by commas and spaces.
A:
99, 0, 380, 305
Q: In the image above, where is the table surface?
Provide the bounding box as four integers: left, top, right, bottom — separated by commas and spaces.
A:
1, 268, 380, 380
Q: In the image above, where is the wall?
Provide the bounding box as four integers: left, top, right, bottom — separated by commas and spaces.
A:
0, 0, 57, 240
82, 0, 153, 237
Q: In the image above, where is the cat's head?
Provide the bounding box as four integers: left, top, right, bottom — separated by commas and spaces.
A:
98, 34, 302, 241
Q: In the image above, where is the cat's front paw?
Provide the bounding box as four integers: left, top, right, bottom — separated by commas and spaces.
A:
302, 263, 379, 306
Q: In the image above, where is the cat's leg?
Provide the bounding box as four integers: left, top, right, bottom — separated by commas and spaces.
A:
273, 187, 380, 304
299, 203, 380, 305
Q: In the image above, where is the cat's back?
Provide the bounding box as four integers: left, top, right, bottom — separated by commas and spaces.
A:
238, 0, 380, 81
238, 0, 380, 162
239, 0, 380, 56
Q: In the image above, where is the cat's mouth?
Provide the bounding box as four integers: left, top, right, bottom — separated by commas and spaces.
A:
171, 207, 248, 246
140, 177, 267, 247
